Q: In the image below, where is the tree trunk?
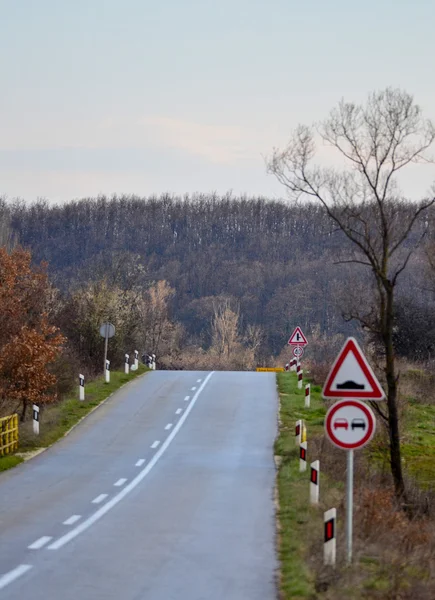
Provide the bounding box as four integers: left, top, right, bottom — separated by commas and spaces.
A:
384, 286, 406, 501
20, 400, 27, 423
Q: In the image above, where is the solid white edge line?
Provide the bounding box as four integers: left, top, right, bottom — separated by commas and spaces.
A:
28, 536, 52, 550
175, 409, 182, 414
0, 565, 33, 590
151, 440, 160, 449
114, 478, 127, 487
48, 371, 215, 550
164, 423, 173, 430
184, 396, 190, 401
63, 515, 81, 525
135, 459, 145, 467
92, 494, 108, 504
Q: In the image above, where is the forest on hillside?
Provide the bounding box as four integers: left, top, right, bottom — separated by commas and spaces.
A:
1, 194, 435, 369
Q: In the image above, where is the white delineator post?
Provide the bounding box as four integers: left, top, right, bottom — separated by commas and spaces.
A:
305, 383, 311, 407
290, 358, 297, 372
105, 359, 110, 383
134, 350, 139, 370
324, 508, 337, 567
125, 354, 130, 375
298, 368, 303, 389
79, 374, 85, 401
295, 419, 302, 446
152, 354, 156, 370
310, 460, 320, 504
299, 441, 307, 472
33, 404, 40, 435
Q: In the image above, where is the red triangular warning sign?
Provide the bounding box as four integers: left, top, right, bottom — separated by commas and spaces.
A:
322, 337, 385, 400
288, 326, 308, 346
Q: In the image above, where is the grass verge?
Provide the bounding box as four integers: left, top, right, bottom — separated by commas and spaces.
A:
0, 455, 24, 471
0, 365, 148, 473
275, 372, 328, 598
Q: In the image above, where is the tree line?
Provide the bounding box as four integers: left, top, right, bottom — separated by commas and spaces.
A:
1, 193, 433, 358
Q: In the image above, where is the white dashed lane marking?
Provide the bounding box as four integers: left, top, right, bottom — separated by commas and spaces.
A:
151, 441, 160, 449
164, 423, 173, 430
114, 478, 127, 487
0, 565, 32, 591
92, 494, 108, 504
191, 387, 196, 391
135, 459, 145, 467
63, 515, 81, 526
197, 379, 202, 383
184, 396, 190, 402
47, 372, 215, 551
175, 408, 182, 415
28, 536, 52, 550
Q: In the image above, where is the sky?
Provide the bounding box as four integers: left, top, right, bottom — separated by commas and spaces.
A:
1, 0, 435, 204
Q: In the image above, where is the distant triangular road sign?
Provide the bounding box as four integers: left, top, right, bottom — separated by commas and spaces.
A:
288, 326, 308, 346
322, 338, 385, 400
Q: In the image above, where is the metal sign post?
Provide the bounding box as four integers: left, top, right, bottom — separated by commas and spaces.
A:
346, 450, 354, 564
99, 322, 115, 376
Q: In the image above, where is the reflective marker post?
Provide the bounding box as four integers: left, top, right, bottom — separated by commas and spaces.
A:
324, 508, 336, 566
33, 404, 40, 435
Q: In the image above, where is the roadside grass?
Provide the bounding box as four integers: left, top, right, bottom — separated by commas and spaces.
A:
0, 455, 24, 471
0, 365, 148, 473
401, 400, 435, 488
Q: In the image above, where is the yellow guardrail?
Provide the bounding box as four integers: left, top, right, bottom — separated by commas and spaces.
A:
256, 367, 285, 372
0, 414, 19, 456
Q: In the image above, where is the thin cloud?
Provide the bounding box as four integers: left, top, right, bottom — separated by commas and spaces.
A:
138, 115, 260, 164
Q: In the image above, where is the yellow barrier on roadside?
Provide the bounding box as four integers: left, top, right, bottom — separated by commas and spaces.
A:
0, 414, 19, 456
256, 367, 285, 372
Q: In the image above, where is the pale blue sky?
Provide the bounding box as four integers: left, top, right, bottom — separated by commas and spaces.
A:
1, 0, 434, 202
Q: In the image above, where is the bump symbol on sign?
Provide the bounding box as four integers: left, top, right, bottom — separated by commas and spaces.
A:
322, 337, 385, 400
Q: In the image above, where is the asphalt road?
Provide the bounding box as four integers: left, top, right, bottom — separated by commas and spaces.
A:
0, 370, 278, 599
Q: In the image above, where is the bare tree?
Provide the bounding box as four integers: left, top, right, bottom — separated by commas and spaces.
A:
0, 198, 16, 250
268, 88, 435, 502
138, 280, 175, 357
211, 298, 240, 358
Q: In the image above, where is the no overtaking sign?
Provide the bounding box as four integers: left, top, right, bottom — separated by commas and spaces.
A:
325, 399, 376, 450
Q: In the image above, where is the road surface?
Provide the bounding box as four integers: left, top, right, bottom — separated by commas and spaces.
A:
0, 371, 278, 599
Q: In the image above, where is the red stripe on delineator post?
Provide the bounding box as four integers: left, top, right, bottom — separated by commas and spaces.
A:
325, 520, 334, 541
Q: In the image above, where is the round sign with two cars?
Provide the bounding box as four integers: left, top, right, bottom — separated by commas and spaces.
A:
325, 399, 376, 450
